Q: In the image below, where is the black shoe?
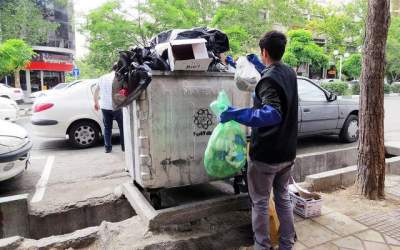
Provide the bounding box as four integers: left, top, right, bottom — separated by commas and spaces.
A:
105, 148, 112, 153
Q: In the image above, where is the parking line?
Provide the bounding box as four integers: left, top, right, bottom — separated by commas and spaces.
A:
31, 155, 55, 203
30, 156, 46, 160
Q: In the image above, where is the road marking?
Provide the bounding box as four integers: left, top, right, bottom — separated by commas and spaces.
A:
30, 156, 46, 160
31, 155, 55, 203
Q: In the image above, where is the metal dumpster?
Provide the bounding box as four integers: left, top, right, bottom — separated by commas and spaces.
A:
123, 71, 250, 190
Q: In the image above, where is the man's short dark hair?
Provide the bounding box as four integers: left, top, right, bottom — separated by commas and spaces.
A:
259, 31, 287, 61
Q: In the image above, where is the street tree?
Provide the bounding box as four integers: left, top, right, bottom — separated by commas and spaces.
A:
0, 0, 58, 44
282, 29, 329, 74
306, 0, 367, 55
82, 0, 139, 73
386, 16, 400, 83
342, 54, 362, 80
356, 0, 390, 199
0, 39, 35, 88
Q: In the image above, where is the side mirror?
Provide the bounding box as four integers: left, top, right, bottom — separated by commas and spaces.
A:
328, 92, 337, 102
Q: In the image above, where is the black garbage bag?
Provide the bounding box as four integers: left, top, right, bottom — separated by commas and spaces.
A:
112, 62, 152, 110
112, 46, 166, 109
150, 27, 230, 55
176, 28, 230, 54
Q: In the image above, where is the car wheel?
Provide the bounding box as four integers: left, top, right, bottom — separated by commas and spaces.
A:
68, 121, 100, 148
339, 114, 359, 143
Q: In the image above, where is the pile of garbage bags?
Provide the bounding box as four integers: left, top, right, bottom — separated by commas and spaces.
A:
112, 27, 231, 109
204, 91, 247, 178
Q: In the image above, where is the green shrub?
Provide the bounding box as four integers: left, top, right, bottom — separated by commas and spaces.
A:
320, 81, 349, 96
384, 84, 392, 94
351, 83, 360, 95
391, 83, 400, 93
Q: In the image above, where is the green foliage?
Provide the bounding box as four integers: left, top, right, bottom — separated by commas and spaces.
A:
351, 83, 360, 95
306, 0, 367, 55
386, 16, 400, 83
391, 83, 400, 93
320, 81, 349, 96
0, 0, 58, 45
384, 84, 392, 94
0, 39, 35, 77
283, 29, 329, 71
343, 54, 362, 80
82, 0, 139, 73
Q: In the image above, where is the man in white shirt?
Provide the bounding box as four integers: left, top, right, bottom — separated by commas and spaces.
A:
94, 69, 124, 153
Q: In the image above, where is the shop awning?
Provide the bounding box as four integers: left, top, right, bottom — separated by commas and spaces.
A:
26, 61, 73, 72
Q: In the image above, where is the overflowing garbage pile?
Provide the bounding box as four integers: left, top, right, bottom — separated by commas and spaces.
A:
112, 27, 231, 109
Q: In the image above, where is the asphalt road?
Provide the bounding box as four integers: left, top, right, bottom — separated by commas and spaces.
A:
1, 96, 400, 213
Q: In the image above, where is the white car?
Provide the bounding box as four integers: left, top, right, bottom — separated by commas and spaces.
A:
30, 82, 73, 100
0, 83, 24, 104
0, 97, 18, 122
0, 120, 31, 181
31, 79, 117, 148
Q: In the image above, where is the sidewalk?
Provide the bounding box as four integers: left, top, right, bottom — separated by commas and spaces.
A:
294, 175, 400, 249
293, 207, 400, 250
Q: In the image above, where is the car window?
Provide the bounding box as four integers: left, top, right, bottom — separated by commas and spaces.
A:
298, 79, 327, 101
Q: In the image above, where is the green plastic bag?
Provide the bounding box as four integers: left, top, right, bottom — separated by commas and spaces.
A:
204, 91, 247, 178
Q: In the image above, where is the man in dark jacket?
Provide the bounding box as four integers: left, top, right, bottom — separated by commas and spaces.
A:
220, 31, 298, 250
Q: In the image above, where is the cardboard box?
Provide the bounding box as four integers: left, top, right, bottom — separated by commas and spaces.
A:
289, 191, 322, 218
168, 38, 212, 71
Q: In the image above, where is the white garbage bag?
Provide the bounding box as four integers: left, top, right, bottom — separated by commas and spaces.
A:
234, 56, 261, 92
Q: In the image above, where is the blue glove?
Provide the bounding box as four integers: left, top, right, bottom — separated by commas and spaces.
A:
247, 54, 266, 74
220, 105, 282, 128
225, 55, 236, 68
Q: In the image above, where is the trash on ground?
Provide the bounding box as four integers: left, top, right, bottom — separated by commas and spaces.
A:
289, 182, 322, 218
204, 91, 247, 178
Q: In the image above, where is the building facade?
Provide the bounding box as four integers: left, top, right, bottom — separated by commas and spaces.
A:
2, 0, 75, 95
24, 0, 75, 95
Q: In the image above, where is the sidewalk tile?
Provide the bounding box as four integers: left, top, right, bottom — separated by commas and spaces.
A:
295, 220, 340, 247
390, 246, 400, 250
355, 230, 385, 243
333, 236, 363, 249
364, 241, 390, 250
294, 242, 307, 250
309, 242, 339, 250
385, 235, 400, 246
313, 212, 368, 236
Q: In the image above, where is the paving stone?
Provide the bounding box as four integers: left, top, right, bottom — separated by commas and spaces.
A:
294, 242, 307, 250
294, 214, 305, 222
364, 241, 390, 250
295, 220, 340, 247
355, 230, 385, 243
309, 242, 339, 250
333, 236, 364, 250
313, 212, 368, 236
321, 206, 334, 216
356, 210, 400, 239
384, 235, 400, 246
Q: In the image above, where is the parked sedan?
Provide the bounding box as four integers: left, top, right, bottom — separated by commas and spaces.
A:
31, 79, 119, 148
0, 83, 24, 104
30, 82, 76, 100
0, 97, 18, 122
0, 120, 32, 181
298, 77, 359, 142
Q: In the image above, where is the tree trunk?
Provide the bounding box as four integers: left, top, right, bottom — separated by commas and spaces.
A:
14, 70, 21, 88
356, 0, 390, 200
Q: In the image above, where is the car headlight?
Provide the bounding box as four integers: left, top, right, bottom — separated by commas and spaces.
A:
0, 136, 26, 154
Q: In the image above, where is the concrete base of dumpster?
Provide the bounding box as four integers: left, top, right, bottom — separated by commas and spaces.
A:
121, 181, 250, 231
